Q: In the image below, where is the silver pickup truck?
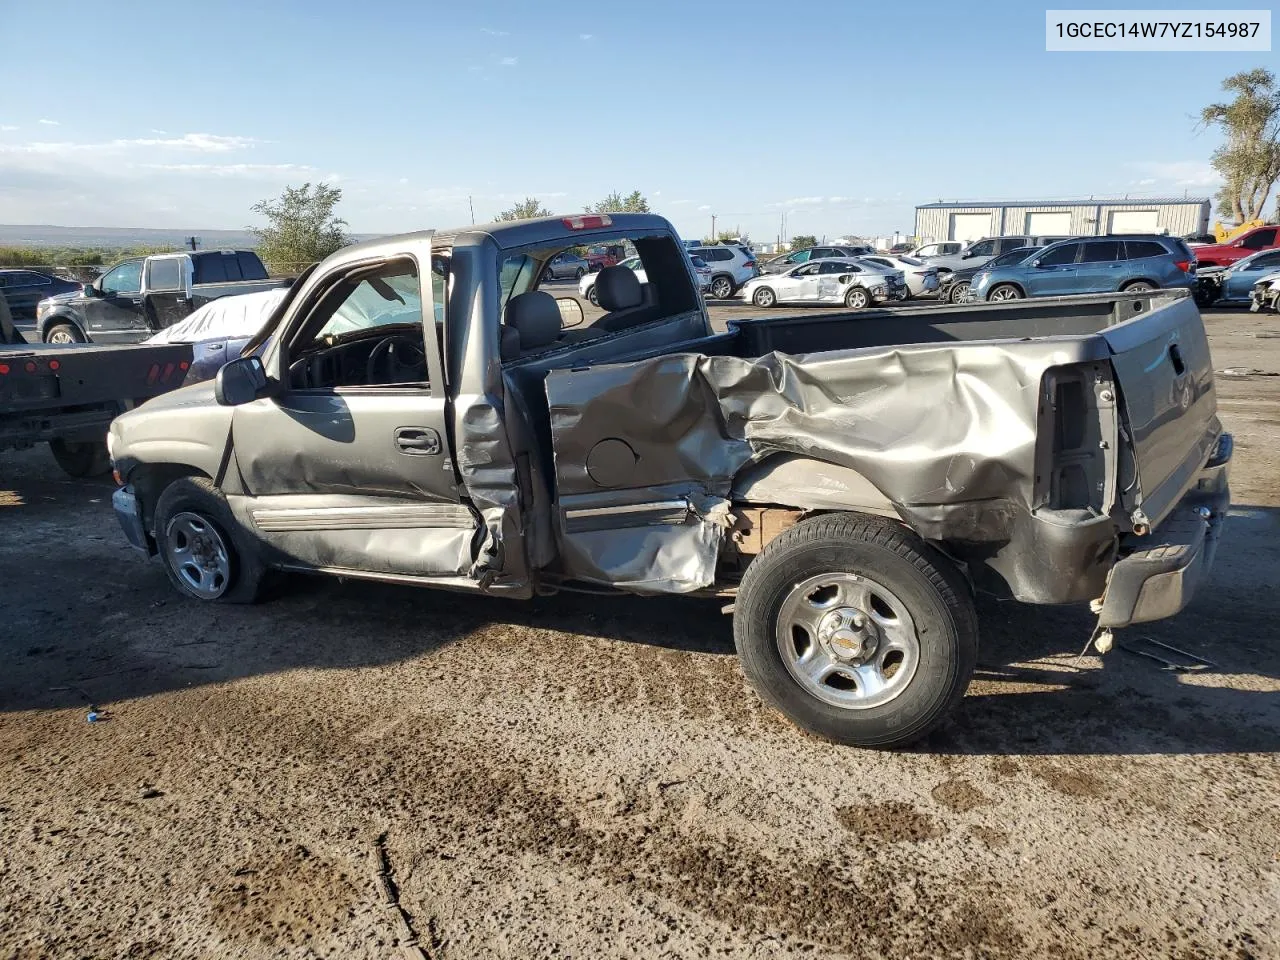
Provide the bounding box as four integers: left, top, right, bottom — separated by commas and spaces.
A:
106, 213, 1231, 748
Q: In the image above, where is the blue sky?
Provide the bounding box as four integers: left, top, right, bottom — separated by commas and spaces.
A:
0, 0, 1266, 242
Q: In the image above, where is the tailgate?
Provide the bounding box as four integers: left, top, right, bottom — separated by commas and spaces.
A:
1101, 295, 1221, 529
0, 343, 194, 410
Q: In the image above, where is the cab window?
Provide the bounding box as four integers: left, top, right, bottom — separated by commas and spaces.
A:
101, 260, 143, 295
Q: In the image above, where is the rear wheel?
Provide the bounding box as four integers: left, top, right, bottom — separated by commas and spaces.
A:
154, 477, 267, 603
710, 276, 734, 300
844, 287, 870, 309
988, 284, 1022, 302
48, 438, 110, 478
948, 280, 971, 304
752, 287, 777, 308
1121, 280, 1155, 293
45, 322, 85, 344
734, 513, 978, 748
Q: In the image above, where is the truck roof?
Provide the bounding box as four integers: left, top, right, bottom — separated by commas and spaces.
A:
334, 213, 675, 265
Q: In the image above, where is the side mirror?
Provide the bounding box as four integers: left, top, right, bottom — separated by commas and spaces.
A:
215, 355, 269, 406
556, 297, 585, 329
82, 283, 99, 297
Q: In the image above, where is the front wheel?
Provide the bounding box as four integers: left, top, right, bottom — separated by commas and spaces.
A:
575, 267, 585, 280
49, 438, 110, 478
988, 284, 1022, 302
844, 287, 870, 309
752, 287, 777, 308
733, 513, 978, 748
154, 477, 267, 603
45, 322, 85, 344
710, 276, 734, 300
948, 280, 971, 304
586, 285, 599, 306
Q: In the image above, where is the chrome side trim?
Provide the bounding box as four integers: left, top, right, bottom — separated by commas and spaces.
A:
563, 499, 690, 533
252, 503, 475, 532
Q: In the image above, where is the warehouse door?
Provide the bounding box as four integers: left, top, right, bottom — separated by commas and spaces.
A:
949, 213, 992, 242
1026, 211, 1072, 235
1108, 210, 1159, 233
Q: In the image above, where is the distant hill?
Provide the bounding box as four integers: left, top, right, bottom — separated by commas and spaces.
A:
0, 224, 380, 249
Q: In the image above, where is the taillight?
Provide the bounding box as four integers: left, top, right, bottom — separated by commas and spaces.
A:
1175, 260, 1191, 272
0, 363, 8, 375
744, 261, 756, 269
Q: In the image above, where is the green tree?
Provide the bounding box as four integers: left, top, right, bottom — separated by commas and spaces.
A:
249, 182, 350, 275
789, 235, 817, 251
496, 197, 553, 221
716, 230, 748, 245
1200, 68, 1280, 224
584, 190, 650, 214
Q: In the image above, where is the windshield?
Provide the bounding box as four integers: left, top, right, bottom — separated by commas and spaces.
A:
986, 248, 1037, 269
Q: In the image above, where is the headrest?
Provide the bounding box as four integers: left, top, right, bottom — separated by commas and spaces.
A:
595, 265, 643, 311
504, 291, 562, 351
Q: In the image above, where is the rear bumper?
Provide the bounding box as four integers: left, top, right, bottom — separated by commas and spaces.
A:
113, 484, 151, 553
1096, 433, 1232, 628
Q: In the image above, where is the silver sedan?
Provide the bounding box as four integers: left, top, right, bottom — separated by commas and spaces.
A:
738, 258, 904, 309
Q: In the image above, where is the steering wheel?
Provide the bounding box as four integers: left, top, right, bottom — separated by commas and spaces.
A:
366, 334, 427, 384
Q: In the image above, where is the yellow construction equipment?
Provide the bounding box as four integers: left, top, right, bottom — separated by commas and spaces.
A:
1213, 219, 1265, 243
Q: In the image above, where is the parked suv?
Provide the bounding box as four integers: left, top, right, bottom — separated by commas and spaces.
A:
686, 244, 758, 299
925, 235, 1071, 276
761, 244, 874, 275
970, 235, 1196, 302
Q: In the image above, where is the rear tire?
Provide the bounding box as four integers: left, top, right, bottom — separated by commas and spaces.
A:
710, 276, 734, 300
733, 513, 978, 748
1121, 280, 1155, 293
153, 477, 267, 604
45, 322, 85, 344
49, 438, 110, 478
844, 287, 870, 309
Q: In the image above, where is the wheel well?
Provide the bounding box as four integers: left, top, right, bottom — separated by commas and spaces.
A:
1120, 278, 1158, 290
989, 281, 1025, 297
133, 464, 212, 538
42, 315, 85, 339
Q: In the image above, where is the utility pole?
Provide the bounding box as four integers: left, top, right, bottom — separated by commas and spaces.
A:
468, 195, 475, 225
710, 214, 717, 243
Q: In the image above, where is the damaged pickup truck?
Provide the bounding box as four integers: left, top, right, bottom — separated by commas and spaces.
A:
107, 214, 1232, 747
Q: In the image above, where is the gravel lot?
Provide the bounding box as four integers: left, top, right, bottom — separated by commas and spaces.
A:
2, 302, 1278, 959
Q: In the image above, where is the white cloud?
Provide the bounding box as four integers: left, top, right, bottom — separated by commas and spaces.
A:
143, 163, 316, 177
481, 27, 509, 36
580, 33, 594, 40
697, 204, 711, 211
500, 57, 518, 67
0, 125, 16, 132
150, 128, 168, 135
1127, 161, 1220, 188
124, 132, 259, 152
398, 177, 409, 185
38, 119, 59, 126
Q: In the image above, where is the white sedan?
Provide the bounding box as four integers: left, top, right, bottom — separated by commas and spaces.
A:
738, 258, 904, 309
578, 255, 710, 305
859, 254, 940, 298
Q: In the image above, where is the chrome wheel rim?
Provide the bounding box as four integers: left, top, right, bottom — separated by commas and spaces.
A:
711, 279, 732, 299
1126, 283, 1153, 292
755, 289, 775, 307
847, 290, 868, 308
952, 282, 970, 303
166, 512, 231, 599
776, 572, 920, 710
48, 329, 76, 344
990, 286, 1019, 301
587, 287, 598, 305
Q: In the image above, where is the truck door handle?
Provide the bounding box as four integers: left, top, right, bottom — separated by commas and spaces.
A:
395, 426, 441, 455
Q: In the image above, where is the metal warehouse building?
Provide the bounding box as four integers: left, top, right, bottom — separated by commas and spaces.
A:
914, 198, 1211, 244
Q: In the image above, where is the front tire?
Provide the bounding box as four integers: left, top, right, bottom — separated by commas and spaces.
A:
49, 438, 110, 478
575, 267, 585, 280
988, 284, 1022, 302
733, 513, 978, 748
844, 287, 870, 309
586, 285, 598, 306
710, 276, 734, 300
154, 477, 266, 603
752, 287, 777, 308
948, 280, 971, 304
45, 322, 85, 344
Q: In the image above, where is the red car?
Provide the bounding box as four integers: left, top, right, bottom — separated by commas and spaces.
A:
1190, 225, 1280, 268
585, 243, 625, 272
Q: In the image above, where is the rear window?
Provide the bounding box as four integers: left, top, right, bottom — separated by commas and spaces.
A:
238, 252, 267, 280
690, 255, 707, 268
1124, 241, 1168, 260
193, 254, 226, 283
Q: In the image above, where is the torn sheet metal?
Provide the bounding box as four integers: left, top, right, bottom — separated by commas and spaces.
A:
544, 341, 1087, 595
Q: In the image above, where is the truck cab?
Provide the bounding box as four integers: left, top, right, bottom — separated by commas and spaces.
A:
36, 250, 285, 344
1187, 224, 1280, 268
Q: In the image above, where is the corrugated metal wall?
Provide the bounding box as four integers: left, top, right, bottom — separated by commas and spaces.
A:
914, 201, 1210, 242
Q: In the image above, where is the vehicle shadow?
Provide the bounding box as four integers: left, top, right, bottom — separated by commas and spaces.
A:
3, 447, 1277, 757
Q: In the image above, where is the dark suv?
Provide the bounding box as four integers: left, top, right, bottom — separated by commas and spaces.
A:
971, 235, 1197, 302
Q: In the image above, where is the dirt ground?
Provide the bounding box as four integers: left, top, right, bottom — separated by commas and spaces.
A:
2, 303, 1278, 959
